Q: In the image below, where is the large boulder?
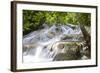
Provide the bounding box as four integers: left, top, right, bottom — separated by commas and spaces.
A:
53, 42, 82, 61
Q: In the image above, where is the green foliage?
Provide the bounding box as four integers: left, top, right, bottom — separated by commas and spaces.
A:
77, 13, 91, 26
23, 10, 91, 35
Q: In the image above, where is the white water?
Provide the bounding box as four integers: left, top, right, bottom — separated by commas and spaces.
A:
23, 24, 83, 63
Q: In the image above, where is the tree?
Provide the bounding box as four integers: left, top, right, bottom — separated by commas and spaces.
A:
23, 10, 91, 35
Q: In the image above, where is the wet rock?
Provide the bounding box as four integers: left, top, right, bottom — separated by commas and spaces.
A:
61, 35, 73, 40
60, 34, 84, 42
57, 44, 64, 49
53, 42, 82, 61
53, 50, 81, 61
47, 32, 55, 39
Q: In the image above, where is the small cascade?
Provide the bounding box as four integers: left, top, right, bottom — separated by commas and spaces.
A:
60, 25, 73, 34
23, 24, 85, 63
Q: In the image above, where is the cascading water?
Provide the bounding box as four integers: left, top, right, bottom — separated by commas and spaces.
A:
23, 24, 85, 63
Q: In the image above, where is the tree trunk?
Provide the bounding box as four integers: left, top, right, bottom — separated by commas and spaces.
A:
80, 24, 91, 58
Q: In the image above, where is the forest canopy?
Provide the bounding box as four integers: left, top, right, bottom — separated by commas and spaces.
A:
23, 10, 91, 35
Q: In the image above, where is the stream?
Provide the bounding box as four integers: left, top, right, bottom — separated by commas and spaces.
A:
23, 24, 90, 63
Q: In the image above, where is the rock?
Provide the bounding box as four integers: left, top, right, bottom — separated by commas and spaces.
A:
47, 32, 55, 39
53, 50, 81, 61
57, 44, 64, 49
53, 42, 82, 61
61, 35, 73, 40
61, 34, 84, 41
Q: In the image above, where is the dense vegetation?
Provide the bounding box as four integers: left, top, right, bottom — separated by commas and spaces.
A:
23, 10, 91, 35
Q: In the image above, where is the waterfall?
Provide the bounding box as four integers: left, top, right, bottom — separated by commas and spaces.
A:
23, 24, 84, 63
34, 47, 42, 58
60, 25, 73, 34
